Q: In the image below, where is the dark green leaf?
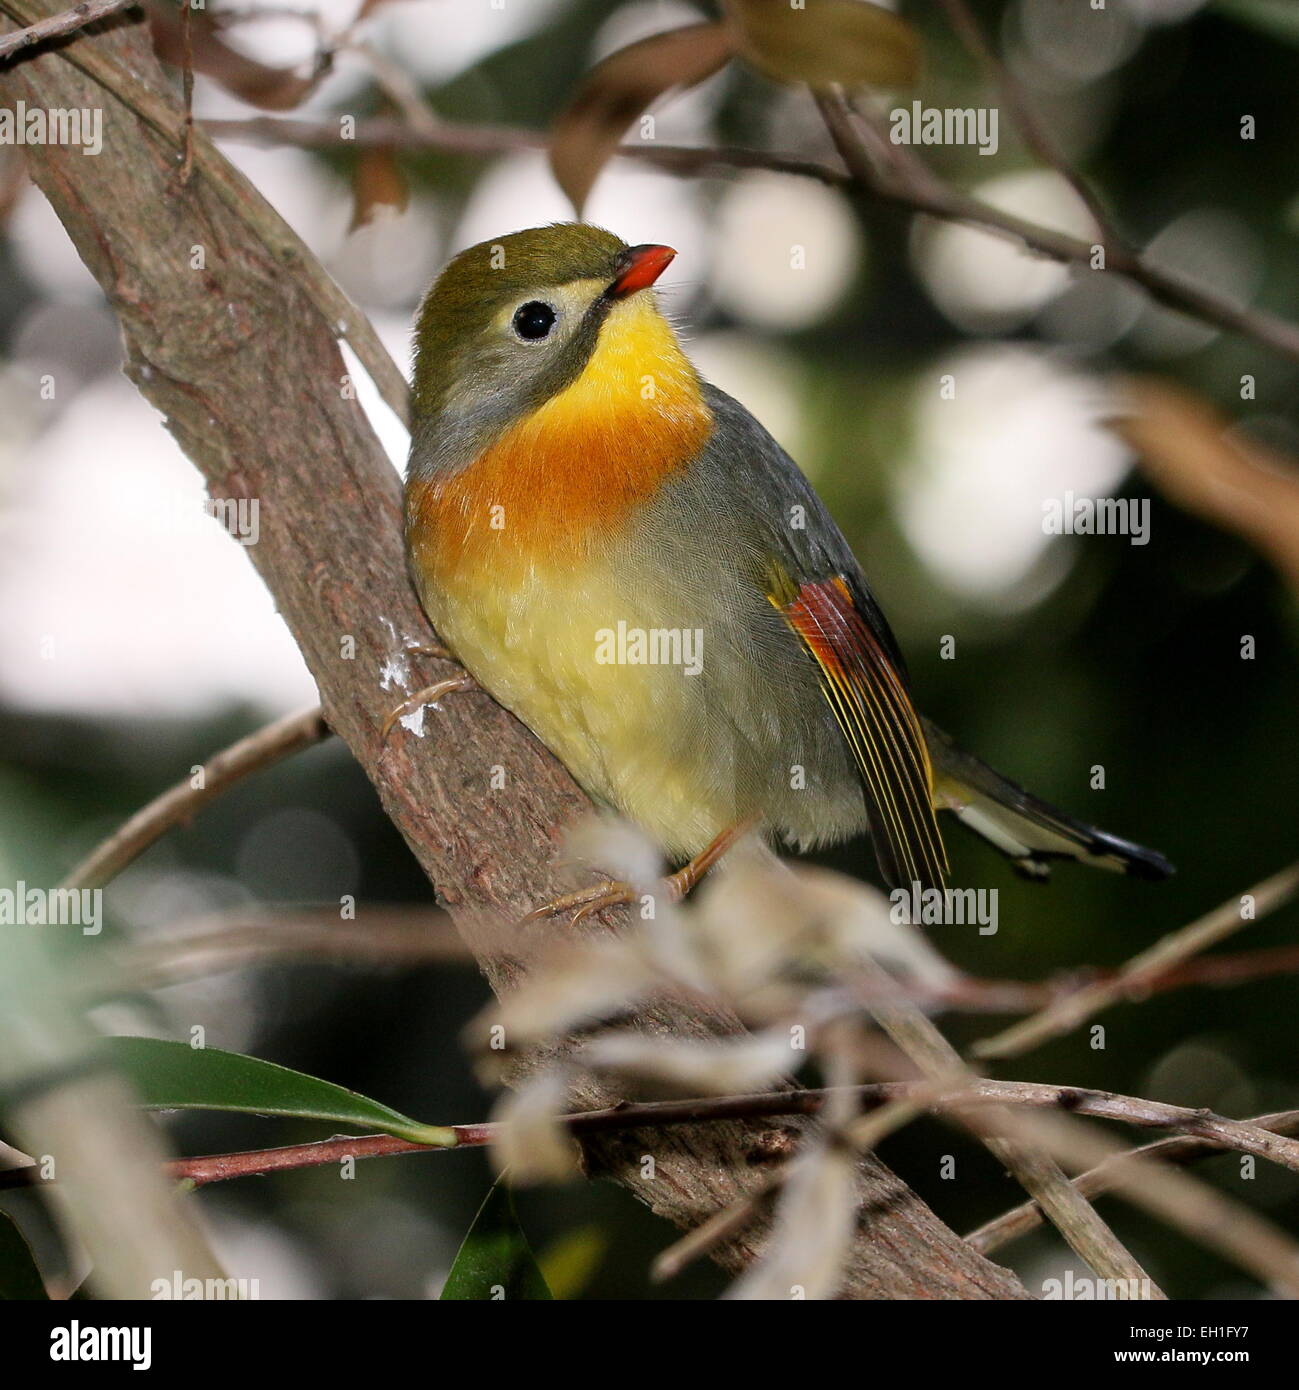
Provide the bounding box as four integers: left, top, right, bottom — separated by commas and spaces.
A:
440, 1179, 553, 1300
1216, 0, 1299, 46
726, 0, 920, 90
0, 1210, 48, 1300
106, 1037, 455, 1147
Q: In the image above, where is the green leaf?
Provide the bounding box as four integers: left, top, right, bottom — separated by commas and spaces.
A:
440, 1180, 553, 1300
725, 0, 921, 90
0, 1211, 48, 1300
1216, 0, 1299, 46
538, 1225, 609, 1300
105, 1037, 456, 1147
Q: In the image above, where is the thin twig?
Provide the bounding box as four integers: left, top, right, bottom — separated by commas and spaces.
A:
206, 93, 1299, 367
61, 705, 329, 891
0, 0, 130, 61
815, 89, 1299, 365
176, 0, 193, 185
865, 987, 1163, 1298
937, 0, 1117, 243
203, 114, 851, 187
976, 860, 1299, 1060
5, 1078, 1296, 1191
969, 1109, 1299, 1255
76, 905, 471, 1001
980, 1105, 1299, 1299
653, 1021, 1163, 1293
1137, 944, 1299, 994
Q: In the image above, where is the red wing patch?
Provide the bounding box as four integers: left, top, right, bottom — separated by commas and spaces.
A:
777, 575, 948, 892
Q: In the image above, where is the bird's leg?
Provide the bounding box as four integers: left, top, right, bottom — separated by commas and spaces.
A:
522, 818, 757, 928
380, 671, 477, 739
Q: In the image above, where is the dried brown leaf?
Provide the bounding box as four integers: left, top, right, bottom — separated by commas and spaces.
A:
148, 6, 328, 112
349, 145, 408, 231
1113, 377, 1299, 592
725, 0, 920, 90
467, 937, 660, 1070
550, 21, 736, 215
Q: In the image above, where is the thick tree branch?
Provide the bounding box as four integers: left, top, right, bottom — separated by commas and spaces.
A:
0, 1, 1024, 1298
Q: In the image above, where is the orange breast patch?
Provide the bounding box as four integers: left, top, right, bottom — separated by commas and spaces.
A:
408, 296, 713, 584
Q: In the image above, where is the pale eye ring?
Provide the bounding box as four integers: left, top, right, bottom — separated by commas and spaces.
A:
512, 301, 557, 341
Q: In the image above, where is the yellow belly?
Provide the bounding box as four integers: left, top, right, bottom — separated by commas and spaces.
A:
411, 550, 741, 858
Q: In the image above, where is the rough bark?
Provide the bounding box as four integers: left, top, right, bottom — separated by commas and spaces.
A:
0, 4, 1027, 1298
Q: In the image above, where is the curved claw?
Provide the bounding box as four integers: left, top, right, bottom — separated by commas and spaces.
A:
520, 820, 758, 929
381, 672, 476, 739
521, 880, 635, 928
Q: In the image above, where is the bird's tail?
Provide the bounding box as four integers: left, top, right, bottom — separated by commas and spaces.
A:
922, 718, 1173, 882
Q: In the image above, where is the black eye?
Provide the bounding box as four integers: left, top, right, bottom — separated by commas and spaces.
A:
512, 301, 556, 341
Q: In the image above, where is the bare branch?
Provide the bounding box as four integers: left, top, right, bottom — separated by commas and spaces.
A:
61, 705, 329, 892
864, 984, 1163, 1297
0, 0, 130, 61
75, 905, 471, 1001
202, 114, 851, 187
937, 0, 1117, 243
970, 1109, 1299, 1255
815, 89, 1299, 365
212, 93, 1299, 367
983, 1105, 1299, 1299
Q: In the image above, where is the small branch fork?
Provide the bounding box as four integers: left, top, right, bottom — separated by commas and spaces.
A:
202, 96, 1299, 367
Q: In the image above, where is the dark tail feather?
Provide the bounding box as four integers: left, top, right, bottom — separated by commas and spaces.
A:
922, 718, 1174, 882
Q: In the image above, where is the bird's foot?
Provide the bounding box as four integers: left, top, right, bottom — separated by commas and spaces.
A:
381, 671, 477, 739
521, 878, 641, 929
522, 819, 756, 928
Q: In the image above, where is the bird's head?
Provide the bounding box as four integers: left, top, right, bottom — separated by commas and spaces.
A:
410, 223, 684, 472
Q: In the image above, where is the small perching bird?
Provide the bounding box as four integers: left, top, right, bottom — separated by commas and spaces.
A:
394, 224, 1171, 919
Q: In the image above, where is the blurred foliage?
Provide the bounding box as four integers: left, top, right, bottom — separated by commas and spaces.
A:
439, 1179, 552, 1300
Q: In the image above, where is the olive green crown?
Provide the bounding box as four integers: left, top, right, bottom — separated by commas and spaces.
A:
411, 223, 627, 420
